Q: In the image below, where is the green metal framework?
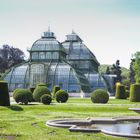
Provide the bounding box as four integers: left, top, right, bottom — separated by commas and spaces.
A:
3, 30, 107, 96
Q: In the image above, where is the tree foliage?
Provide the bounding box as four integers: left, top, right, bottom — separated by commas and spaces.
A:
0, 45, 25, 72
108, 60, 122, 82
132, 52, 140, 83
99, 65, 129, 77
129, 59, 135, 84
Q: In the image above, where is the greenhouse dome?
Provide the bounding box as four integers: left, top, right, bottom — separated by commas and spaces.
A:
3, 29, 108, 97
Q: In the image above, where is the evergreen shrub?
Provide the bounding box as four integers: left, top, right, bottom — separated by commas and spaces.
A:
30, 87, 35, 93
29, 87, 36, 101
91, 89, 109, 104
55, 90, 69, 103
52, 86, 60, 98
33, 86, 51, 102
115, 84, 126, 99
13, 89, 33, 105
40, 94, 52, 105
0, 81, 10, 106
130, 84, 140, 102
37, 83, 47, 87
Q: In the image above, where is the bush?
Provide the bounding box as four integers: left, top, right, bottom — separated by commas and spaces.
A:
122, 79, 130, 87
125, 86, 129, 90
0, 81, 10, 106
125, 90, 130, 98
30, 87, 35, 93
13, 89, 33, 105
91, 89, 109, 104
33, 86, 51, 102
130, 84, 140, 102
136, 78, 140, 84
29, 87, 36, 102
55, 90, 69, 103
52, 86, 60, 98
115, 84, 126, 99
37, 83, 47, 87
13, 88, 21, 99
40, 94, 52, 105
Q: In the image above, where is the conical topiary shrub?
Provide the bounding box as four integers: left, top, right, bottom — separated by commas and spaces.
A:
130, 84, 140, 102
0, 81, 10, 106
115, 84, 126, 99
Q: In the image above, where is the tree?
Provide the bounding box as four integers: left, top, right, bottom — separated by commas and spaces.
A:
105, 66, 110, 74
110, 60, 122, 82
133, 52, 140, 83
129, 59, 135, 84
0, 45, 25, 72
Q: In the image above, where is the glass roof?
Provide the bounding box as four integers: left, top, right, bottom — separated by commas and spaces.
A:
30, 31, 66, 53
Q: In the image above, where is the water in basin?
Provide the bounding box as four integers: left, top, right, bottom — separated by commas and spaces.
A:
79, 121, 140, 135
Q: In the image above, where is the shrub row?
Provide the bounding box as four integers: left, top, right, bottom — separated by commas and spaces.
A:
13, 84, 68, 105
115, 83, 140, 102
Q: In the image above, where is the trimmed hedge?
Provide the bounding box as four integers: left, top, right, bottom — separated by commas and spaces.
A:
55, 90, 69, 103
130, 84, 140, 102
52, 86, 60, 98
13, 89, 33, 105
40, 94, 52, 105
115, 84, 126, 99
0, 81, 10, 106
33, 86, 51, 102
91, 89, 109, 104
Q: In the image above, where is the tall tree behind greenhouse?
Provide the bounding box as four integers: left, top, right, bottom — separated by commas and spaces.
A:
129, 59, 135, 84
0, 45, 25, 73
111, 60, 122, 83
133, 52, 140, 83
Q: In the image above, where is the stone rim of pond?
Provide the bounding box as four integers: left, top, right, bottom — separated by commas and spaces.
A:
46, 117, 140, 138
129, 108, 140, 114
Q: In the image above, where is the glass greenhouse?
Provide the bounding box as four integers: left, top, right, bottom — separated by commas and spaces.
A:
3, 30, 108, 97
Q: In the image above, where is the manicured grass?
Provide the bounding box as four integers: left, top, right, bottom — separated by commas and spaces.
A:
0, 98, 140, 140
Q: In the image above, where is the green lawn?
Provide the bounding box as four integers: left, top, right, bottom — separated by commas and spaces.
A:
0, 98, 140, 140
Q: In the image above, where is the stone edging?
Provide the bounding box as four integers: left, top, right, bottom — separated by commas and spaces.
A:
46, 117, 140, 138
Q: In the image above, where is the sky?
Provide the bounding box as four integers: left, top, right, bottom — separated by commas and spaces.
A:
0, 0, 140, 68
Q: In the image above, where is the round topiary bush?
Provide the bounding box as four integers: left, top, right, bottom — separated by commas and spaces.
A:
13, 89, 33, 105
37, 83, 47, 87
55, 90, 69, 103
40, 94, 52, 105
91, 89, 109, 104
33, 86, 51, 102
0, 81, 10, 106
115, 84, 126, 99
13, 88, 21, 99
130, 84, 140, 102
52, 86, 60, 98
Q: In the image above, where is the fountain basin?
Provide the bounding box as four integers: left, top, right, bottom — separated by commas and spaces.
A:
46, 117, 140, 138
129, 108, 140, 114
